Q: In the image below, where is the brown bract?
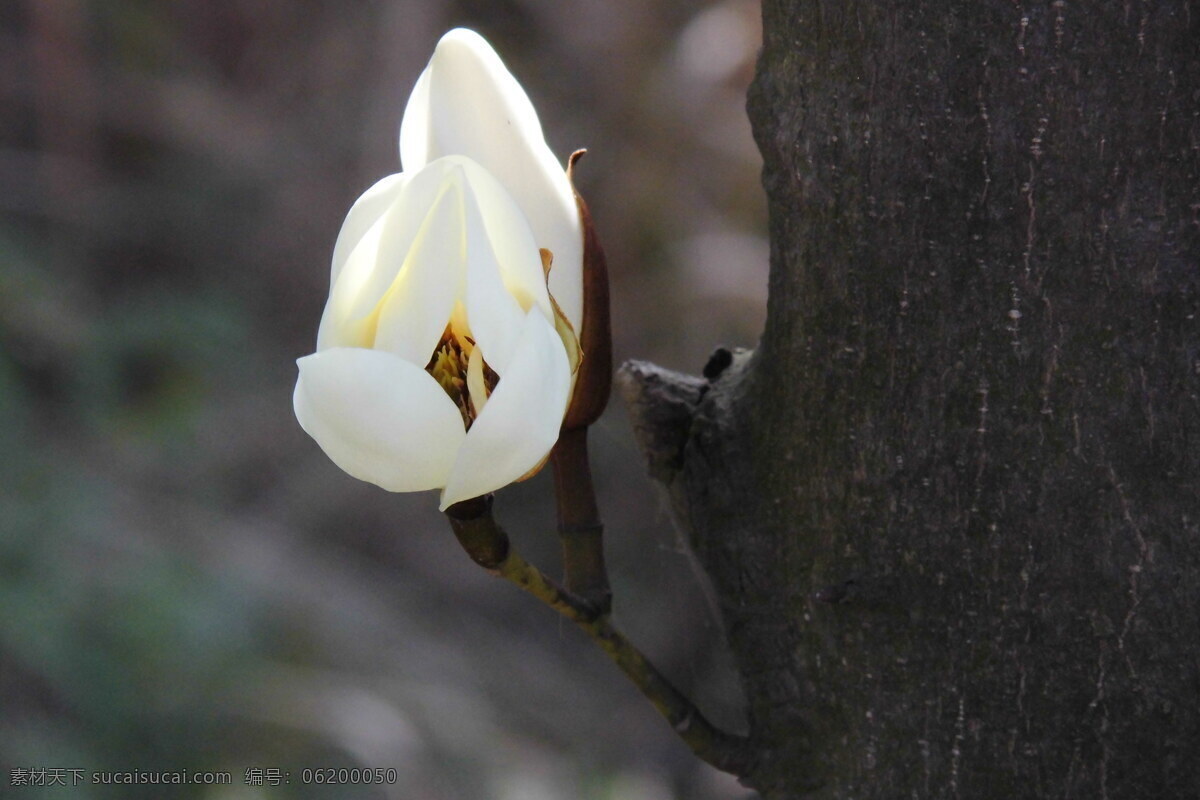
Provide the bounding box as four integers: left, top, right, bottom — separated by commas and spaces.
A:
560, 150, 612, 432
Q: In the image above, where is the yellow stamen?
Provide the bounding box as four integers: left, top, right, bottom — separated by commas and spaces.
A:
425, 324, 499, 430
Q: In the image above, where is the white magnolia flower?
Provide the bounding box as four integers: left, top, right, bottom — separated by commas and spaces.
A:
295, 156, 577, 509
295, 30, 584, 510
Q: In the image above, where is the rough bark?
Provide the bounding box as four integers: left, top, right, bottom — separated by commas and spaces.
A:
620, 1, 1200, 797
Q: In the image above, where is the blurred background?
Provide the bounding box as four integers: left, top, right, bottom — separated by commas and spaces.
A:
1, 0, 766, 797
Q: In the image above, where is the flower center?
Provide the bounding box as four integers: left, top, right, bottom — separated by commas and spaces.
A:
425, 324, 498, 429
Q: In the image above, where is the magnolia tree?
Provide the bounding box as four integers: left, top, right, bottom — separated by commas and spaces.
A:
296, 8, 1199, 798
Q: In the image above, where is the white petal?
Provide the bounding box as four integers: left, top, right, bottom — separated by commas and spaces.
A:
460, 192, 524, 375
466, 343, 489, 418
329, 173, 408, 289
294, 348, 466, 492
457, 162, 551, 375
542, 198, 583, 340
400, 29, 543, 172
439, 310, 570, 510
399, 65, 432, 170
317, 213, 389, 351
373, 176, 464, 365
460, 159, 552, 320
399, 28, 584, 329
318, 162, 459, 352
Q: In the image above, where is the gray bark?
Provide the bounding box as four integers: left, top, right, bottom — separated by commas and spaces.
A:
620, 1, 1200, 797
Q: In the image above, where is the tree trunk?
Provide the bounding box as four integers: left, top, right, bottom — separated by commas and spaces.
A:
620, 1, 1200, 797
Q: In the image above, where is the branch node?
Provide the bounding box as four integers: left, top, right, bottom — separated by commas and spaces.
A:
445, 495, 509, 570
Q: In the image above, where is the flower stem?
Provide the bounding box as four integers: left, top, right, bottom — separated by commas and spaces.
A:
445, 498, 753, 776
551, 427, 612, 615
